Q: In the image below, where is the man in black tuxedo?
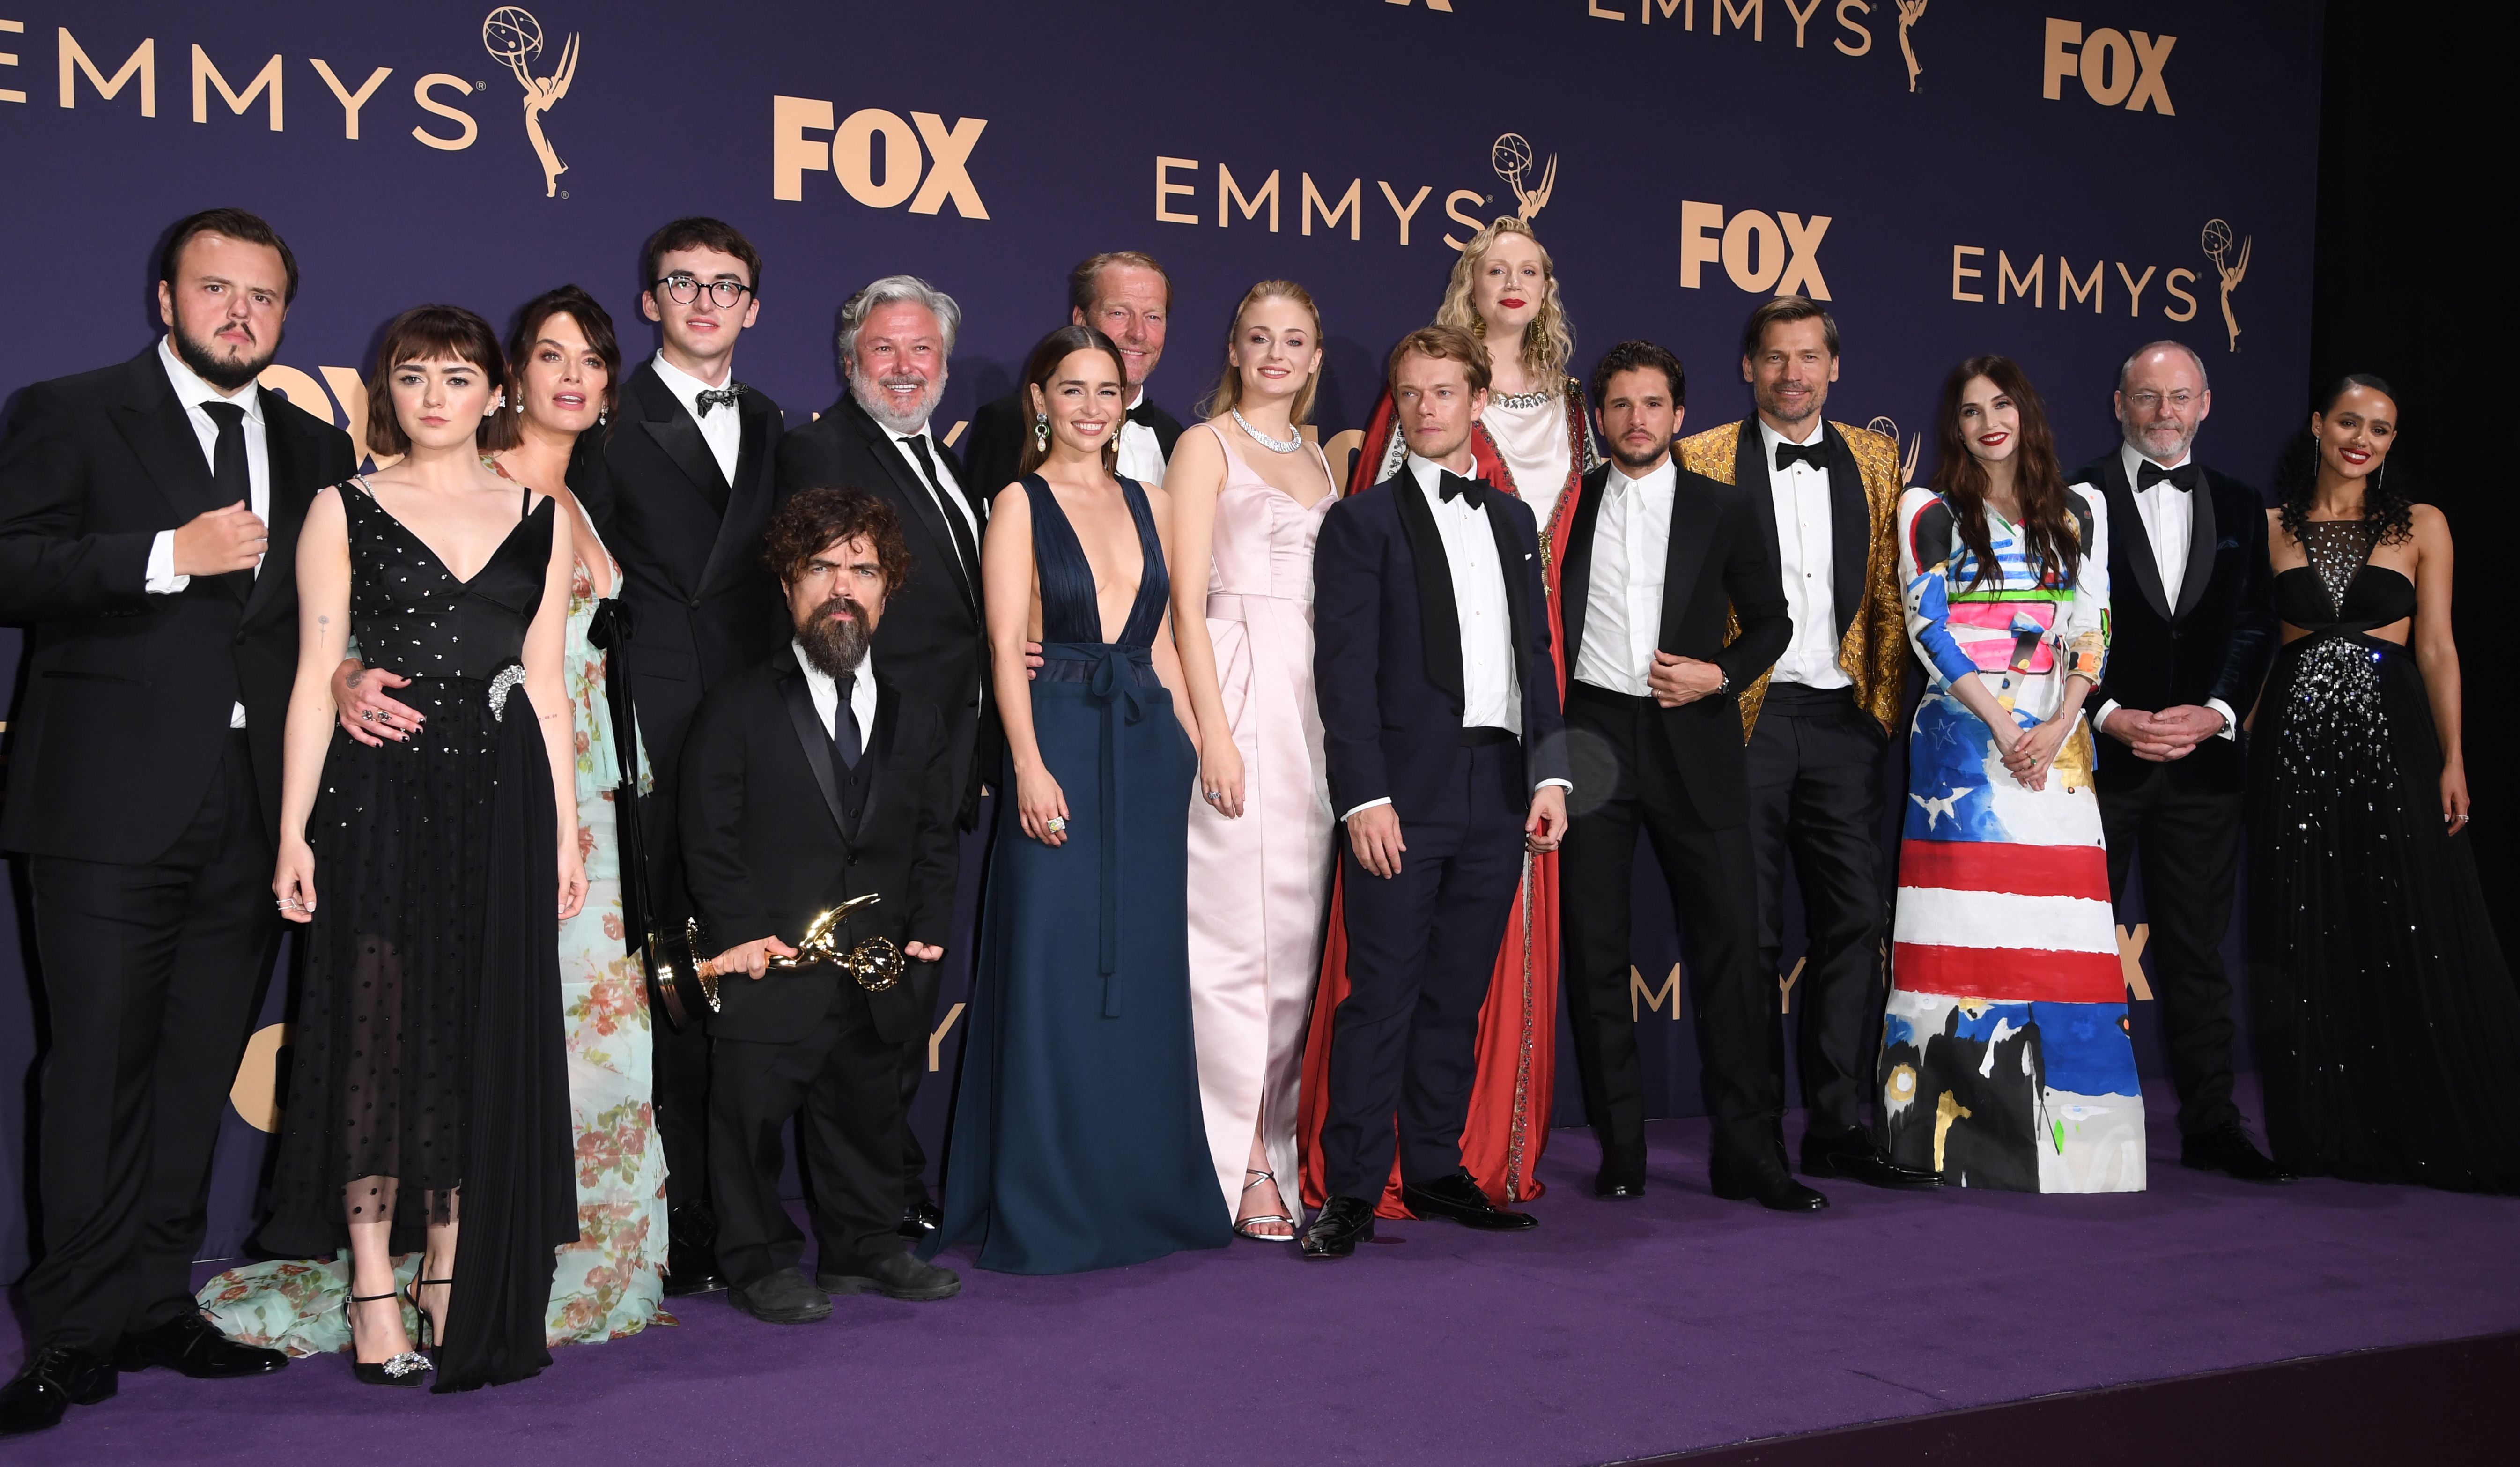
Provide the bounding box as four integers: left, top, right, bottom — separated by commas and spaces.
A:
568, 217, 790, 1293
774, 275, 984, 1238
1301, 326, 1570, 1260
962, 251, 1182, 496
680, 489, 963, 1323
1556, 341, 1799, 1207
2074, 340, 2285, 1183
0, 209, 351, 1437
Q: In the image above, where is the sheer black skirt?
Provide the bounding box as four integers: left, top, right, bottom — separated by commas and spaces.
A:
2247, 634, 2520, 1193
262, 676, 577, 1388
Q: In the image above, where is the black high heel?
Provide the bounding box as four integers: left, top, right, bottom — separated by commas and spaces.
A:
344, 1290, 431, 1388
407, 1276, 453, 1352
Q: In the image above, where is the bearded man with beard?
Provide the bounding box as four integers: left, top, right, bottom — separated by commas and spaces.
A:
678, 488, 964, 1323
774, 275, 988, 1241
0, 209, 352, 1438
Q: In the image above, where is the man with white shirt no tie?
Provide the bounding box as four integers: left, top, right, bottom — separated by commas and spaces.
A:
0, 210, 353, 1437
568, 217, 792, 1295
2070, 341, 2286, 1184
1555, 342, 1794, 1206
1302, 326, 1570, 1260
1678, 297, 1936, 1200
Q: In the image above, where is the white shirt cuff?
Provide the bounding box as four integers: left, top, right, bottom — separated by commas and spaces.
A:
1537, 778, 1573, 793
145, 529, 190, 594
1341, 797, 1393, 821
2206, 698, 2238, 741
2094, 699, 2124, 734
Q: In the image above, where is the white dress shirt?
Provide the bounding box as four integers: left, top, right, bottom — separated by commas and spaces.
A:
1342, 454, 1570, 818
1759, 417, 1851, 689
885, 421, 981, 575
2096, 441, 2235, 740
1571, 458, 1676, 696
651, 350, 742, 486
146, 335, 268, 728
793, 642, 880, 745
1116, 387, 1167, 487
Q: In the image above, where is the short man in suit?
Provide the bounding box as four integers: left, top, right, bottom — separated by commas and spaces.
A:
1301, 326, 1571, 1260
679, 488, 964, 1323
963, 251, 1182, 495
774, 275, 985, 1237
2073, 340, 2285, 1183
571, 217, 790, 1293
0, 209, 353, 1436
1557, 341, 1796, 1206
1678, 296, 1936, 1200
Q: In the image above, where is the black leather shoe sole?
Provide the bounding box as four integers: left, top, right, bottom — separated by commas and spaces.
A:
1299, 1224, 1371, 1259
115, 1340, 289, 1378
0, 1363, 117, 1437
818, 1271, 961, 1302
662, 1262, 728, 1297
1711, 1175, 1831, 1212
1406, 1199, 1539, 1230
727, 1289, 831, 1324
1803, 1152, 1942, 1190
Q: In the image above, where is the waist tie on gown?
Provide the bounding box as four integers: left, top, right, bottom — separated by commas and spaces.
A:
1037, 641, 1157, 1015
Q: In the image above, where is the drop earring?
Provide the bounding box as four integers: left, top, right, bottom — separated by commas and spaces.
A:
1471, 317, 1487, 339
1034, 413, 1050, 453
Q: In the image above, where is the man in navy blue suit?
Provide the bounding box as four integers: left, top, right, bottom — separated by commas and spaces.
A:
1301, 326, 1571, 1260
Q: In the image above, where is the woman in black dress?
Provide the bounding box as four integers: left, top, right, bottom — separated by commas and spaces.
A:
2250, 374, 2520, 1193
268, 305, 583, 1387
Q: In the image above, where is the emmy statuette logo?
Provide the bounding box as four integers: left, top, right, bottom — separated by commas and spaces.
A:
1897, 0, 1927, 93
484, 6, 578, 198
1867, 416, 1924, 486
1491, 133, 1555, 222
2201, 218, 2248, 352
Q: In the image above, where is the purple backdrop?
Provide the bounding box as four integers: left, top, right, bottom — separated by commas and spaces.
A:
0, 0, 2323, 1275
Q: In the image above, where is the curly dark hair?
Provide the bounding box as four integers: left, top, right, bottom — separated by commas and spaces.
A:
761, 487, 915, 595
1930, 356, 2081, 593
1589, 339, 1687, 408
2277, 373, 2413, 546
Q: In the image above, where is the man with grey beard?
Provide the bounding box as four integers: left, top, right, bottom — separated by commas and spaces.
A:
774, 275, 987, 1240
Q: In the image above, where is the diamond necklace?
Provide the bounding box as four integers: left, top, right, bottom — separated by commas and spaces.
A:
1230, 407, 1303, 454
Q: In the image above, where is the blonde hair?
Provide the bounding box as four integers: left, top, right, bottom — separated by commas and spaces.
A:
1194, 279, 1323, 425
1435, 217, 1573, 384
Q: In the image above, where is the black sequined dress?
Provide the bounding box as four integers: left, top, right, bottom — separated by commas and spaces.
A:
2247, 518, 2520, 1193
262, 480, 578, 1388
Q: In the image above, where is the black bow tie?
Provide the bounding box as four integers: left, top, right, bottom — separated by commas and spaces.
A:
695, 383, 749, 416
1124, 403, 1148, 427
1436, 471, 1492, 511
1774, 440, 1829, 474
2136, 461, 2200, 492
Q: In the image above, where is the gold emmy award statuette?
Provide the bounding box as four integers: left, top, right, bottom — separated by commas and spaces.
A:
1898, 0, 1928, 93
1491, 133, 1555, 222
484, 6, 579, 199
2201, 217, 2249, 352
767, 894, 909, 993
1868, 416, 1924, 486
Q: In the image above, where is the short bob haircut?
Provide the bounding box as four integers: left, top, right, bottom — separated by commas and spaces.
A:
1387, 324, 1491, 395
761, 486, 916, 596
364, 304, 506, 459
478, 285, 622, 453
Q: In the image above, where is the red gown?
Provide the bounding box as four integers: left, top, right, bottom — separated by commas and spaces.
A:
1296, 381, 1593, 1214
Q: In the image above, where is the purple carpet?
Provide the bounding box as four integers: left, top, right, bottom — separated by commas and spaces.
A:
12, 1079, 2519, 1466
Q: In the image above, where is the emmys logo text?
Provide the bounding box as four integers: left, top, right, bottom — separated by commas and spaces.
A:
1583, 0, 1930, 90
771, 95, 989, 218
1680, 201, 1833, 299
1947, 243, 2201, 326
2041, 17, 2175, 115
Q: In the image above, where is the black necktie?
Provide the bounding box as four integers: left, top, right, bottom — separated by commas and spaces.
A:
1774, 439, 1829, 474
198, 400, 254, 592
1437, 471, 1492, 511
833, 672, 862, 771
902, 434, 980, 588
695, 383, 747, 416
2137, 461, 2200, 492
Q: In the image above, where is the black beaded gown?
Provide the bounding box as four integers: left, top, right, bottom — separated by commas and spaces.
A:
2248, 518, 2520, 1193
262, 479, 578, 1389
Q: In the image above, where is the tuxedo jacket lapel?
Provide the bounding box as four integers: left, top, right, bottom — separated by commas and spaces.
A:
2175, 473, 2218, 621
857, 681, 903, 839
1485, 494, 1535, 664
111, 352, 226, 528
1558, 467, 1607, 671
779, 665, 851, 845
698, 390, 774, 596
2104, 453, 2173, 621
1731, 419, 1769, 503
242, 396, 310, 624
1390, 472, 1465, 711
847, 397, 979, 615
634, 368, 733, 514
1658, 478, 1720, 654
1823, 424, 1868, 642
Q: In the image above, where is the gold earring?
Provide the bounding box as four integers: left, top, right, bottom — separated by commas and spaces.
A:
1471, 317, 1487, 340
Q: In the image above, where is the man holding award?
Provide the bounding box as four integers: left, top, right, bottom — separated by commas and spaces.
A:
678, 489, 964, 1323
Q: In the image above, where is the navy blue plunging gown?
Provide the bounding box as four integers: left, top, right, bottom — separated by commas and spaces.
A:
932, 474, 1229, 1273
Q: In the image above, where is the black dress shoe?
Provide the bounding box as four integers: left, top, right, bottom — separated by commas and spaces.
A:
1711, 1159, 1831, 1212
1593, 1170, 1646, 1200
1801, 1128, 1940, 1190
1402, 1170, 1538, 1230
1, 1344, 117, 1437
2181, 1121, 2295, 1184
728, 1267, 832, 1324
897, 1197, 944, 1240
820, 1249, 961, 1301
1299, 1195, 1375, 1260
664, 1234, 726, 1297
115, 1311, 289, 1378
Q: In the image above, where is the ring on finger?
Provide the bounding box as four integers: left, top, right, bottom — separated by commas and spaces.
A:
1044, 815, 1067, 836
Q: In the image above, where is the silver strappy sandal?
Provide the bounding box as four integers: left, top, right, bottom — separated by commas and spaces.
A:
1233, 1168, 1298, 1242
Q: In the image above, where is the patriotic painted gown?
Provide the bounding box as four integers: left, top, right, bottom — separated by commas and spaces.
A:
1879, 484, 2142, 1193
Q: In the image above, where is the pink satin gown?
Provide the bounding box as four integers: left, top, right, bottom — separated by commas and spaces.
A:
1184, 422, 1338, 1222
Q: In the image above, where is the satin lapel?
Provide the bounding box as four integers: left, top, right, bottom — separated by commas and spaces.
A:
241, 394, 310, 624
1823, 424, 1868, 641
1485, 495, 1534, 668
2175, 471, 2219, 621
2105, 453, 2171, 621
635, 369, 733, 513
1658, 475, 1720, 654
1558, 467, 1607, 671
110, 352, 227, 526
1390, 473, 1465, 711
698, 390, 774, 595
850, 398, 978, 615
780, 667, 851, 844
1732, 418, 1768, 500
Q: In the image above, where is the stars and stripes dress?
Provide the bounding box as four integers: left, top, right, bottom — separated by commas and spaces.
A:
1878, 483, 2141, 1193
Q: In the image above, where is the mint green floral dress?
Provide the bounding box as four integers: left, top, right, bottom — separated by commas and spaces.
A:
199, 526, 670, 1351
